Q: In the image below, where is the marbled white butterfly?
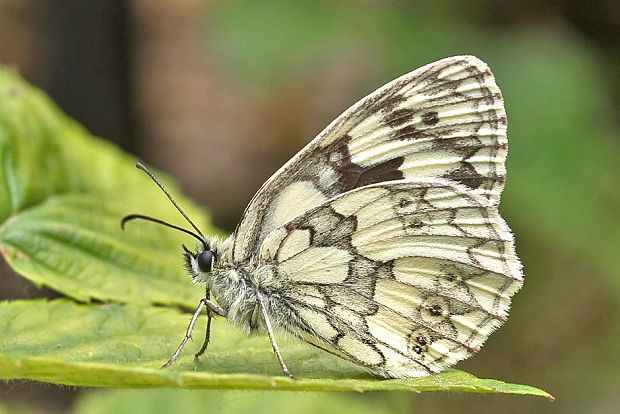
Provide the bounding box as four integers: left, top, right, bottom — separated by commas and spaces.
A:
123, 56, 523, 378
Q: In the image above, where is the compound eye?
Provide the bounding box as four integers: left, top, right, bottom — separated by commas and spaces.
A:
197, 250, 214, 273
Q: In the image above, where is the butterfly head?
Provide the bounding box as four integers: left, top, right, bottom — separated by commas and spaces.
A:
182, 242, 218, 281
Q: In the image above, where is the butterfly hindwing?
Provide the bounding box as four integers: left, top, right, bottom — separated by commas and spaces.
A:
233, 55, 507, 263
257, 179, 522, 377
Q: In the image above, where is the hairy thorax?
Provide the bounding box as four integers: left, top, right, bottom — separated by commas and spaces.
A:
205, 237, 287, 335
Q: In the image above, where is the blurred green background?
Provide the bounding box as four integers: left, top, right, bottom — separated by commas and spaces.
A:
1, 0, 618, 413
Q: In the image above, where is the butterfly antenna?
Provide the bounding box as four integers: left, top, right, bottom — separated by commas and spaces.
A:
134, 162, 208, 249
121, 214, 206, 246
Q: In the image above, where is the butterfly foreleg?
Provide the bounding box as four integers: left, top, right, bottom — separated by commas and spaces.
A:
256, 293, 295, 379
195, 288, 227, 360
161, 290, 227, 368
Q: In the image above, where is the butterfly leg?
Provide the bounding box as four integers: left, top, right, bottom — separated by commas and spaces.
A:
161, 294, 227, 369
256, 293, 295, 379
195, 288, 225, 360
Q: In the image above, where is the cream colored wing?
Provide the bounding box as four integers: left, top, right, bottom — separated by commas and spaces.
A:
233, 56, 506, 263
258, 179, 522, 377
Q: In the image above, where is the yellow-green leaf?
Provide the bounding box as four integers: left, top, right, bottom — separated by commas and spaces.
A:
0, 299, 553, 397
0, 67, 212, 306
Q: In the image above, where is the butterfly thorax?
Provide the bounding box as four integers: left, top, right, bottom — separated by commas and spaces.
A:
188, 234, 284, 335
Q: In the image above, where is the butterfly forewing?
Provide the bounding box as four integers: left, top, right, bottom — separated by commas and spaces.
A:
257, 179, 522, 377
233, 56, 507, 263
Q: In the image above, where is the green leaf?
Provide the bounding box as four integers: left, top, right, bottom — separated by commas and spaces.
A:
0, 67, 213, 307
0, 299, 552, 397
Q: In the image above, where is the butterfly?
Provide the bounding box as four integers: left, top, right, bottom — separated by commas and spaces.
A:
122, 55, 523, 379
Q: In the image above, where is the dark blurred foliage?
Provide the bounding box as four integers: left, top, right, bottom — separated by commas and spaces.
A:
0, 0, 619, 413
